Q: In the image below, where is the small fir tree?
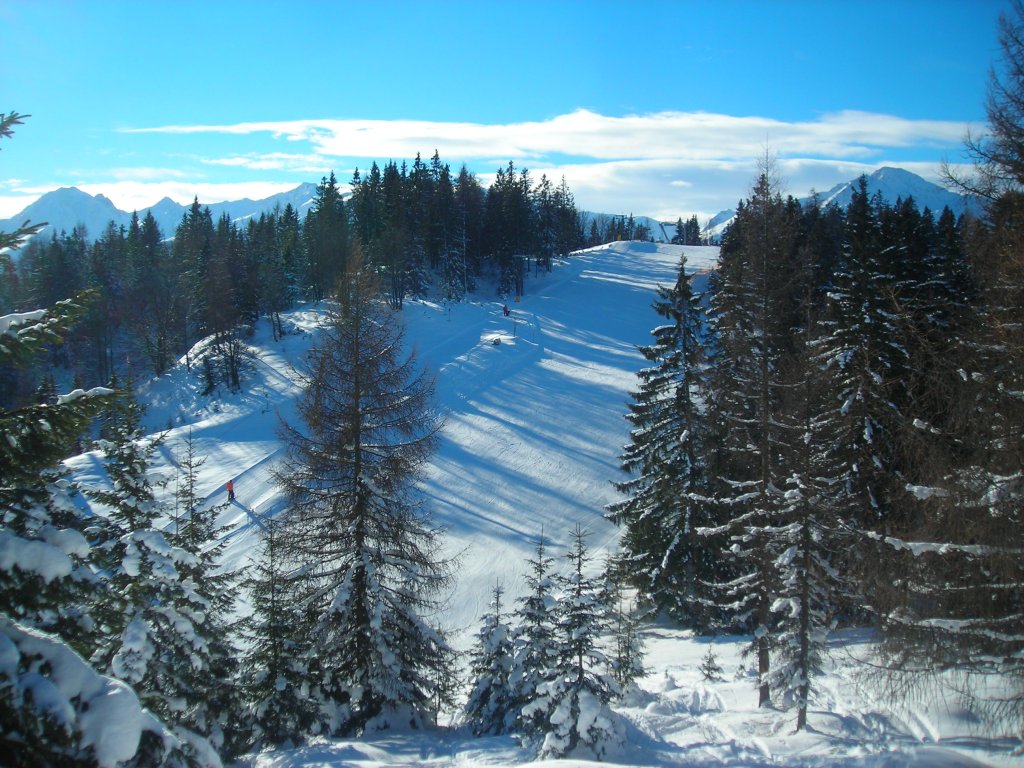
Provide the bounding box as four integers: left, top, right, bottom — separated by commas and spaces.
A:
463, 584, 516, 736
523, 526, 624, 760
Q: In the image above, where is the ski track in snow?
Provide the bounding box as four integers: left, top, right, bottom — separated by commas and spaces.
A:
65, 242, 1019, 767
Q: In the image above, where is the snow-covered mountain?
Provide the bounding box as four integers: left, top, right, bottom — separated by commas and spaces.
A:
815, 166, 977, 215
0, 182, 319, 244
702, 166, 979, 242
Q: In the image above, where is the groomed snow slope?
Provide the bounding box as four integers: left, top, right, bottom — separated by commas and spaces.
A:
67, 241, 1017, 767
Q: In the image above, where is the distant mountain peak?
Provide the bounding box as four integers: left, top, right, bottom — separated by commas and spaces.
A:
704, 166, 978, 242
0, 183, 320, 246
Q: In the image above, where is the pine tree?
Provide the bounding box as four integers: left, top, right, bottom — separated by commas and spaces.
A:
604, 563, 645, 695
0, 109, 206, 768
510, 533, 559, 735
699, 647, 724, 682
768, 317, 843, 730
817, 178, 916, 618
609, 253, 717, 627
304, 171, 349, 302
166, 430, 242, 755
87, 387, 228, 762
463, 584, 516, 736
523, 526, 624, 760
238, 515, 317, 749
274, 247, 453, 735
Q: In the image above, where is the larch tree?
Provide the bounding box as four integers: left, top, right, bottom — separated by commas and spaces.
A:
274, 247, 454, 736
704, 170, 804, 707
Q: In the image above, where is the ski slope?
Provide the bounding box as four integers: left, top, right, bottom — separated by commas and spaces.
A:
71, 241, 714, 638
66, 241, 1018, 767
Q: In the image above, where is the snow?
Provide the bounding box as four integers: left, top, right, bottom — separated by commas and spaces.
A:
56, 385, 115, 404
1, 617, 154, 768
59, 241, 1019, 766
0, 308, 45, 336
0, 529, 74, 582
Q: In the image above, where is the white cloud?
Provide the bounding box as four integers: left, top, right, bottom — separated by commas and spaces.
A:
201, 152, 334, 174
0, 194, 40, 218
127, 108, 975, 164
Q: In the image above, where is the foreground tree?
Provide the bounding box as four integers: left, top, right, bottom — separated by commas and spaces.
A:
510, 533, 559, 735
523, 527, 624, 760
705, 171, 804, 706
86, 388, 229, 763
239, 516, 317, 749
275, 248, 454, 735
0, 113, 211, 766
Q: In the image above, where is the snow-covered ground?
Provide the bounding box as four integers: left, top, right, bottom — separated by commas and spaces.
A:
68, 241, 1018, 766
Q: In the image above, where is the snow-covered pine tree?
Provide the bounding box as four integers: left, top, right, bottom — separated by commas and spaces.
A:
767, 312, 844, 731
463, 583, 516, 736
510, 532, 560, 736
608, 252, 719, 628
872, 2, 1024, 735
0, 113, 205, 761
523, 526, 624, 760
83, 387, 229, 763
165, 430, 243, 756
876, 195, 1024, 729
238, 514, 317, 749
275, 246, 454, 736
816, 178, 915, 611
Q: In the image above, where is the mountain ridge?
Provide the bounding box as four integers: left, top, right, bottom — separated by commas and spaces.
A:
0, 182, 319, 244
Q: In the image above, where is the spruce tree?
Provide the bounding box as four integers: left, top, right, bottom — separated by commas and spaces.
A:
510, 533, 559, 735
304, 171, 349, 302
164, 430, 242, 755
463, 584, 516, 736
523, 526, 623, 760
603, 563, 646, 695
87, 388, 229, 762
238, 515, 317, 748
0, 109, 204, 768
705, 171, 804, 707
609, 253, 717, 627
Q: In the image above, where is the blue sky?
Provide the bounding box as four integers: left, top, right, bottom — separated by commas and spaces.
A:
0, 0, 1011, 222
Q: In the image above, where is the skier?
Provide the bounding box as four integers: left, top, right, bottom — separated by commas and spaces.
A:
503, 304, 510, 317
226, 479, 235, 502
